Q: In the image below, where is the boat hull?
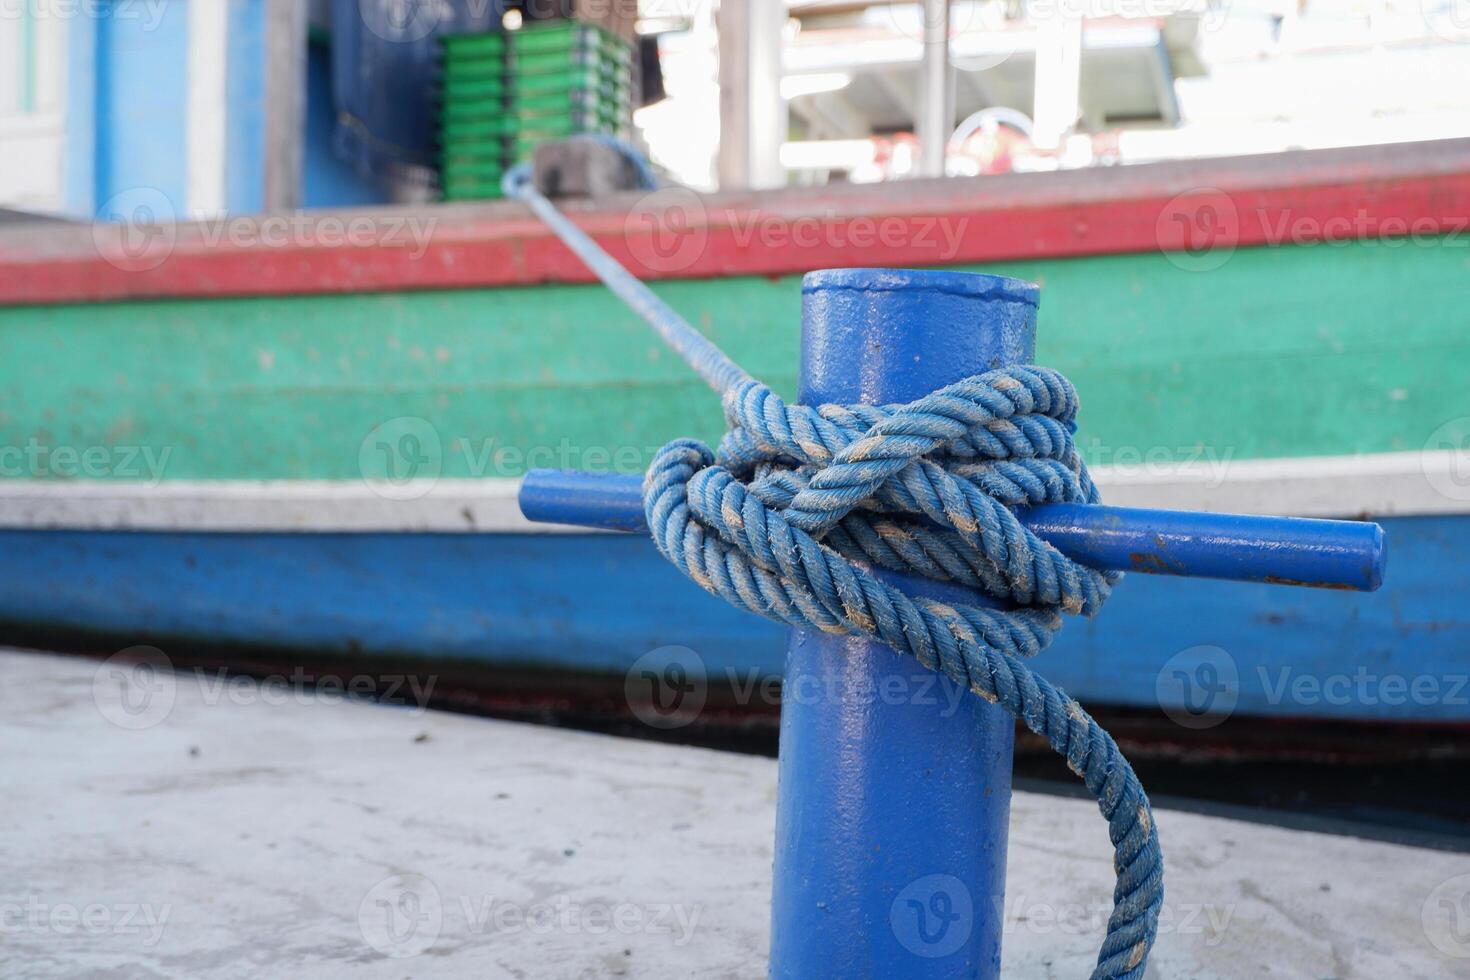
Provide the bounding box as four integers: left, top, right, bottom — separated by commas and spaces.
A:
6, 143, 1470, 726
5, 514, 1466, 723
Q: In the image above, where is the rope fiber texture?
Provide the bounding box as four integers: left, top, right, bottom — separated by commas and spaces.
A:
507, 165, 1164, 979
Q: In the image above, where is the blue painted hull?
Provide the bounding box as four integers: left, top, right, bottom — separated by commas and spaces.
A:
2, 516, 1465, 722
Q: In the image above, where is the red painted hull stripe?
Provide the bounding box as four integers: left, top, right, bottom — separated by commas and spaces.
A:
3, 140, 1469, 306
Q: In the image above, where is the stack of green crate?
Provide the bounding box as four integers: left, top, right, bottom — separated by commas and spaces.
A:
439, 32, 513, 201
506, 21, 635, 163
439, 22, 636, 202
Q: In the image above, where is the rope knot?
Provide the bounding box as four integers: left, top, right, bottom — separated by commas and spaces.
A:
699, 366, 1116, 616
642, 365, 1162, 980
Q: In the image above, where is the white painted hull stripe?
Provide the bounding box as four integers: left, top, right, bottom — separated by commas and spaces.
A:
0, 450, 1465, 533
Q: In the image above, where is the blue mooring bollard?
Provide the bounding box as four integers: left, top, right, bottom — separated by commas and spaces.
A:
516, 266, 1389, 977
767, 268, 1032, 976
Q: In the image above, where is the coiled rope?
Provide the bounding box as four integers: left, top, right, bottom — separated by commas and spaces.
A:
505, 160, 1164, 979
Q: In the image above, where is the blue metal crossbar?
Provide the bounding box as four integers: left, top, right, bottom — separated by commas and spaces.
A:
519, 470, 1386, 593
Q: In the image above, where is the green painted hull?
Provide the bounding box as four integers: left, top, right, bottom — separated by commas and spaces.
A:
3, 239, 1465, 483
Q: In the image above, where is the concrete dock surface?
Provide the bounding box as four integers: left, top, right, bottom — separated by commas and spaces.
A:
2, 647, 1465, 978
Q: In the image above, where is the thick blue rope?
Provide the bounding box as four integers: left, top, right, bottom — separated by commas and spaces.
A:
506, 163, 1164, 979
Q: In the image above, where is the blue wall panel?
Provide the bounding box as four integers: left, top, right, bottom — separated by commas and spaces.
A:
305, 38, 387, 208
224, 0, 266, 214
92, 0, 190, 218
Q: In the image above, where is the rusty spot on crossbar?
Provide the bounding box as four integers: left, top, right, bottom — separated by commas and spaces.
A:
1261, 575, 1355, 591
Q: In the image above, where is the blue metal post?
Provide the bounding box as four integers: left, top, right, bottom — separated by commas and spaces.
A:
769, 268, 1036, 978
